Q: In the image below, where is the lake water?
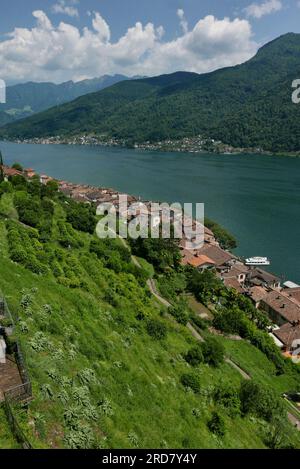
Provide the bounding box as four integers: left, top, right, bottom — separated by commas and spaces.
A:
1, 141, 300, 283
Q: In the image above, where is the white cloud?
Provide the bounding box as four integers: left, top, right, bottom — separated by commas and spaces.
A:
52, 0, 79, 18
177, 9, 188, 34
244, 0, 282, 19
0, 11, 258, 83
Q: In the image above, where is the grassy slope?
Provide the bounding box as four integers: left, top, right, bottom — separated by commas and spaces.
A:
0, 194, 299, 449
0, 406, 20, 448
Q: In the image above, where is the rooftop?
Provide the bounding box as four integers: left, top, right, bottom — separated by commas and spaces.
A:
261, 290, 300, 323
196, 244, 233, 267
187, 254, 216, 268
273, 322, 300, 348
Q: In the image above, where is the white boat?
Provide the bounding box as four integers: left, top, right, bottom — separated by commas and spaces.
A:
245, 257, 271, 266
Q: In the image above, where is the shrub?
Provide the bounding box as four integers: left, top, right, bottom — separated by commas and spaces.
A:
184, 346, 204, 367
169, 304, 189, 325
201, 337, 224, 367
180, 373, 201, 394
240, 381, 284, 422
207, 411, 226, 437
213, 383, 240, 417
146, 319, 167, 340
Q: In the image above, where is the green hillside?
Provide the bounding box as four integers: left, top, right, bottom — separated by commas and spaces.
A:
0, 170, 300, 449
1, 33, 300, 152
0, 75, 133, 126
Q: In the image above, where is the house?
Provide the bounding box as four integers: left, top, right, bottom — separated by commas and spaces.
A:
260, 290, 300, 326
195, 244, 234, 270
24, 168, 36, 178
222, 276, 246, 294
282, 287, 300, 304
222, 263, 249, 283
187, 254, 216, 271
181, 248, 196, 266
204, 226, 217, 245
1, 165, 22, 180
40, 174, 53, 185
246, 268, 281, 290
248, 286, 267, 308
220, 266, 248, 294
272, 321, 300, 352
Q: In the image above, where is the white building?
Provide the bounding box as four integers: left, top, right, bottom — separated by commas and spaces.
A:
0, 337, 6, 364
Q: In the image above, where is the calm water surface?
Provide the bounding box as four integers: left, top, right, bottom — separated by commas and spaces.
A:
1, 141, 300, 283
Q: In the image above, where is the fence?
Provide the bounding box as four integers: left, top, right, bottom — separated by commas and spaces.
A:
2, 398, 32, 449
1, 296, 33, 448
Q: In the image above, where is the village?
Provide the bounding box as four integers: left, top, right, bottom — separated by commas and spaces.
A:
11, 133, 267, 156
1, 163, 300, 361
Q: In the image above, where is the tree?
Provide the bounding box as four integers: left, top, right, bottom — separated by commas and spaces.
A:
0, 180, 13, 196
129, 236, 181, 272
42, 180, 59, 198
169, 303, 189, 325
146, 319, 167, 340
186, 268, 223, 305
201, 337, 224, 367
240, 381, 284, 422
66, 203, 96, 234
185, 346, 204, 367
207, 411, 226, 437
180, 373, 201, 394
205, 218, 237, 250
213, 383, 240, 417
12, 162, 23, 172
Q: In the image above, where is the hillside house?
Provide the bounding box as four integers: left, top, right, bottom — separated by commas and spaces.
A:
272, 321, 300, 353
260, 290, 300, 326
187, 254, 216, 271
24, 168, 36, 178
246, 268, 281, 290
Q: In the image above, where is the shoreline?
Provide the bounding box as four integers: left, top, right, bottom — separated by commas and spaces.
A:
2, 137, 300, 158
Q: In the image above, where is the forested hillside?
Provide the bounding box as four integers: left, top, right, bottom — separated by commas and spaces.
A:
0, 75, 133, 126
1, 33, 300, 152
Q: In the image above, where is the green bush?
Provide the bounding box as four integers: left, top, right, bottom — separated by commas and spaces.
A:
169, 303, 189, 325
207, 411, 226, 437
201, 337, 225, 367
146, 319, 167, 340
180, 373, 201, 394
184, 346, 204, 367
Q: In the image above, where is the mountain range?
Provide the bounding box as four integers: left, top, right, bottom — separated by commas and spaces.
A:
1, 33, 300, 152
0, 74, 136, 126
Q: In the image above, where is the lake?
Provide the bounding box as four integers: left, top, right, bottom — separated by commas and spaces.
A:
1, 141, 300, 283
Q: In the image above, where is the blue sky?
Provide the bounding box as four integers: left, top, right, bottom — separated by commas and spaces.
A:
0, 0, 299, 83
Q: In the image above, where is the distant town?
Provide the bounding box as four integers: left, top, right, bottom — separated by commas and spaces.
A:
10, 134, 271, 156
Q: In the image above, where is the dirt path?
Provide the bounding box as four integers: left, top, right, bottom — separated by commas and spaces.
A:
225, 357, 251, 380
187, 322, 205, 343
287, 412, 300, 430
118, 238, 256, 381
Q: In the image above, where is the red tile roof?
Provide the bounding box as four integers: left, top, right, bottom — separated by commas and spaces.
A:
188, 255, 216, 268
1, 165, 22, 177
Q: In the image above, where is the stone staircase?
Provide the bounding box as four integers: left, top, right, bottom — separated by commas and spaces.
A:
0, 355, 22, 402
